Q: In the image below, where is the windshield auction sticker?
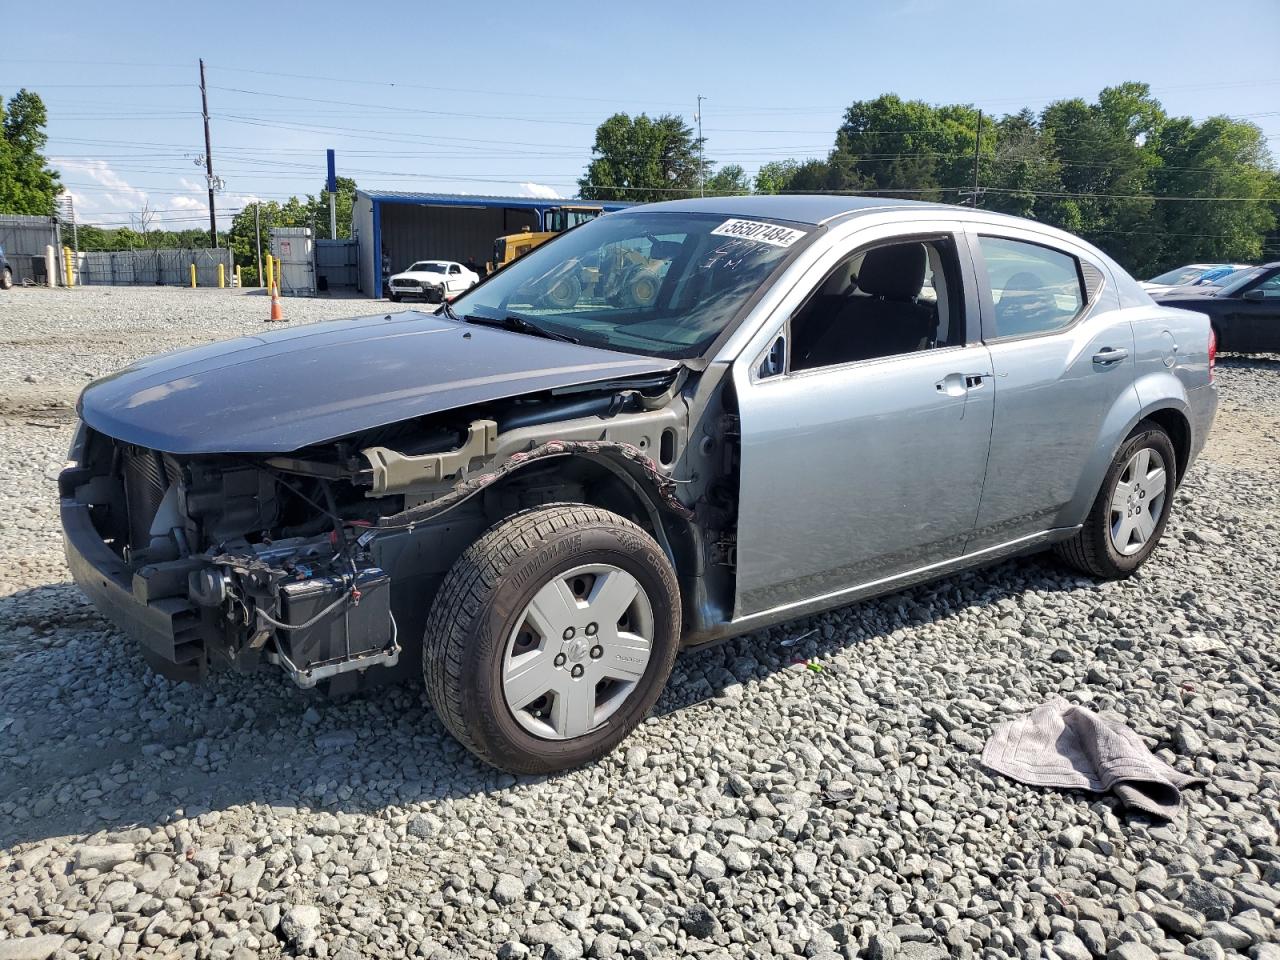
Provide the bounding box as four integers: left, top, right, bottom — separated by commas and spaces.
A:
709, 219, 806, 247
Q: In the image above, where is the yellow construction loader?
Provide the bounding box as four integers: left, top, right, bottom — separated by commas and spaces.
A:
488, 205, 603, 273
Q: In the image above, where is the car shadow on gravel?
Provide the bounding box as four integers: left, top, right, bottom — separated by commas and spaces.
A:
0, 552, 1095, 850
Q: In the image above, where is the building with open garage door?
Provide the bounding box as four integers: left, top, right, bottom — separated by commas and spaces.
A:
351, 190, 631, 298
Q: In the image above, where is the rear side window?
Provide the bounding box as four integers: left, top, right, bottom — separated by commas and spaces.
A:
978, 236, 1085, 339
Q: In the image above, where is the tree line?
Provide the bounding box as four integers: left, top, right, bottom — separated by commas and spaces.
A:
579, 83, 1280, 277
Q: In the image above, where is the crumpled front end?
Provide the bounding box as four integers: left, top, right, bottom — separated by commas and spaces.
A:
59, 423, 399, 686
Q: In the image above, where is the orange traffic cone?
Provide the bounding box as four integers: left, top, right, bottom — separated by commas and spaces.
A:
267, 283, 284, 322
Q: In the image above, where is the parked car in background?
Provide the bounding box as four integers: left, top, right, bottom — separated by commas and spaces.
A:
60, 196, 1217, 773
388, 260, 478, 303
0, 245, 12, 290
1142, 263, 1250, 295
1152, 261, 1280, 353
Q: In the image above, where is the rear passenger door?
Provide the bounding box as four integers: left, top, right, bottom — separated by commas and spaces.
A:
966, 229, 1137, 551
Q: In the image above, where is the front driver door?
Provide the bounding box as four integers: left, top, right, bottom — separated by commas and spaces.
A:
731, 225, 994, 619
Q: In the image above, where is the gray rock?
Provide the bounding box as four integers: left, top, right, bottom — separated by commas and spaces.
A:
692, 850, 726, 881
1201, 921, 1252, 950
492, 873, 525, 906
74, 844, 134, 872
1149, 903, 1204, 937
681, 903, 722, 940
280, 905, 322, 951
228, 858, 265, 894
1184, 880, 1234, 921
1053, 932, 1093, 960
867, 932, 901, 960
1186, 939, 1226, 960
407, 813, 444, 838
1108, 945, 1158, 960
0, 937, 65, 960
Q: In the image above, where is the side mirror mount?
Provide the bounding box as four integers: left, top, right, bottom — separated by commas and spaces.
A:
1241, 288, 1265, 301
758, 336, 786, 379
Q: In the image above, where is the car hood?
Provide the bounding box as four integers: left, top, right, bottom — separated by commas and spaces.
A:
391, 272, 445, 281
78, 310, 680, 454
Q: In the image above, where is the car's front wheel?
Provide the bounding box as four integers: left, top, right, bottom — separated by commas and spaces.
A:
1054, 421, 1177, 578
423, 504, 681, 774
1, 267, 12, 290
389, 293, 401, 303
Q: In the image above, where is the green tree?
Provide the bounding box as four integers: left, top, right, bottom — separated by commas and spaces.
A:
754, 160, 800, 194
579, 113, 703, 202
1148, 115, 1278, 271
0, 89, 62, 215
704, 163, 750, 196
1039, 83, 1164, 270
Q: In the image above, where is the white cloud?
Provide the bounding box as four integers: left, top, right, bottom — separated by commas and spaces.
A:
52, 158, 150, 223
518, 181, 563, 200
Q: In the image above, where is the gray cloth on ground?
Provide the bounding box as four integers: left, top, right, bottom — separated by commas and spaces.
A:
981, 696, 1205, 819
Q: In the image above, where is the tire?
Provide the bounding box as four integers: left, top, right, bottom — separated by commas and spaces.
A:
544, 272, 582, 309
423, 504, 681, 774
1054, 421, 1177, 578
622, 266, 663, 308
0, 267, 11, 291
389, 293, 401, 303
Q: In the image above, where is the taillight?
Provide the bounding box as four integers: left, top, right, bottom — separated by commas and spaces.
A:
1208, 327, 1217, 382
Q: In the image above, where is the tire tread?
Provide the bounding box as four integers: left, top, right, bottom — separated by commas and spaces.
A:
422, 504, 673, 772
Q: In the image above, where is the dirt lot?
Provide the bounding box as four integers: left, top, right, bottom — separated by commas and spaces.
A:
0, 286, 1277, 960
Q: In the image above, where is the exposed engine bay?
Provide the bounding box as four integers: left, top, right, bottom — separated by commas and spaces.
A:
60, 365, 738, 692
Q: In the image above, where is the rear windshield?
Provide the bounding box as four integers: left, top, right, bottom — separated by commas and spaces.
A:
449, 211, 812, 359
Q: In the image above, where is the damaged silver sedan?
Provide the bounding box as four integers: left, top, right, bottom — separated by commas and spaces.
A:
61, 196, 1217, 773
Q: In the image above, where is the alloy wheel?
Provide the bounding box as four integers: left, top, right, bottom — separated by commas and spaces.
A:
1109, 447, 1168, 556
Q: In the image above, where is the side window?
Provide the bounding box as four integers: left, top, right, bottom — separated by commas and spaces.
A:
449, 264, 461, 275
978, 236, 1085, 339
1249, 273, 1280, 298
789, 237, 965, 372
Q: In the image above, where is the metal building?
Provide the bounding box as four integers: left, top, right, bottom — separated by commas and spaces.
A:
0, 214, 63, 286
350, 190, 631, 298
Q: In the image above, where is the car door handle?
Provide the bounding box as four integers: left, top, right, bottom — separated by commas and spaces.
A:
1092, 347, 1128, 366
935, 372, 989, 396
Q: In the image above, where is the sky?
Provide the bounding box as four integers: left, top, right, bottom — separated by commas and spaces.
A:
5, 0, 1278, 230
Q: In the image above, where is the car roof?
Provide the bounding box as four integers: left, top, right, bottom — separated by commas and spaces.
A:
622, 194, 948, 225
408, 260, 453, 267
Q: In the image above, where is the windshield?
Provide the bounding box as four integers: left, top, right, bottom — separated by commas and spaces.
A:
409, 262, 446, 273
1149, 265, 1220, 286
449, 211, 811, 359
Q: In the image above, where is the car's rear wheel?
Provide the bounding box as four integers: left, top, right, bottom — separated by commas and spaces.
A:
423, 504, 681, 774
1054, 421, 1177, 578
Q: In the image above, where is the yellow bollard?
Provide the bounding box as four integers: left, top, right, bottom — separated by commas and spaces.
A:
264, 255, 274, 292
275, 257, 283, 291
235, 265, 242, 288
218, 263, 226, 288
63, 246, 75, 288
190, 263, 197, 288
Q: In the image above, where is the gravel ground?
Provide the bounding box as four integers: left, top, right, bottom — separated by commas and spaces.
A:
0, 286, 1277, 960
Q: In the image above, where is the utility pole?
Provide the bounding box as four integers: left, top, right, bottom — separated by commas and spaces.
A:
254, 203, 264, 287
199, 58, 217, 246
696, 95, 705, 198
970, 109, 982, 207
